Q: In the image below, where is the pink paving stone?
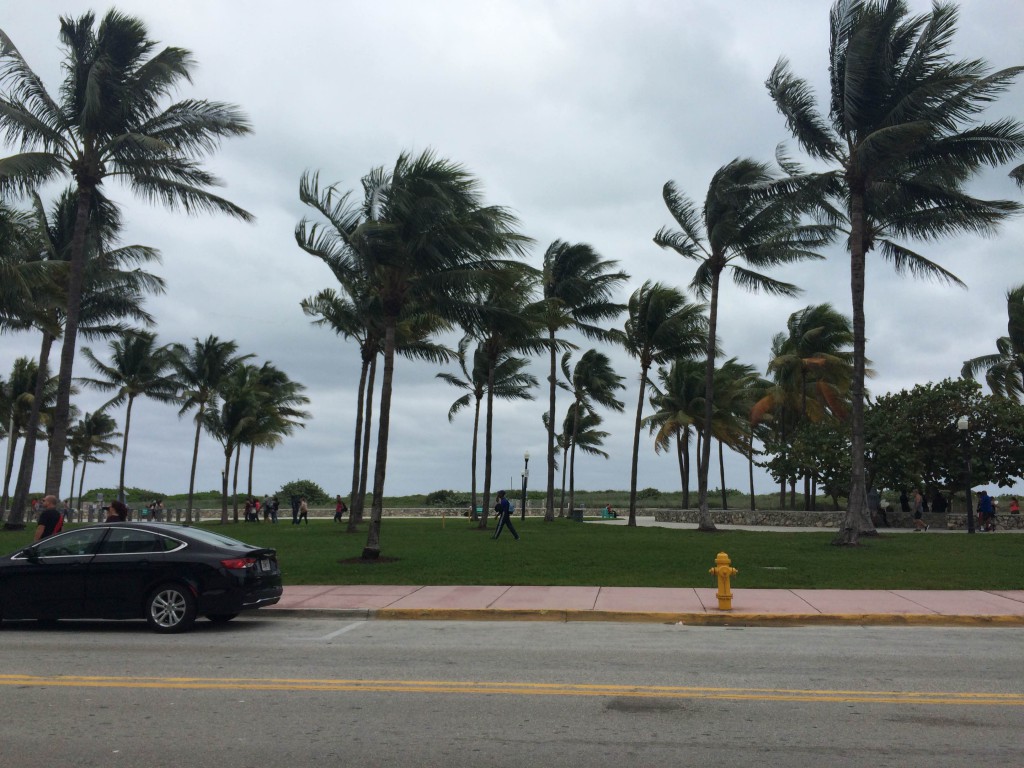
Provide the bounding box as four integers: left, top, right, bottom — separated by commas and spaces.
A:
594, 587, 703, 613
279, 585, 336, 597
696, 588, 819, 614
317, 585, 423, 597
990, 591, 1024, 605
892, 590, 1024, 616
491, 586, 600, 611
387, 585, 511, 610
792, 589, 935, 615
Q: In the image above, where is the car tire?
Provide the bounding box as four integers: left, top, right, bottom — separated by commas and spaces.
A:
206, 613, 239, 624
146, 583, 197, 634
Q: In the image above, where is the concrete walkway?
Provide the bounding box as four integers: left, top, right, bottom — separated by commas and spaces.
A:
266, 585, 1024, 626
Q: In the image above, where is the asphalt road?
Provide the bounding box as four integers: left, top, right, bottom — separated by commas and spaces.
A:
2, 616, 1022, 767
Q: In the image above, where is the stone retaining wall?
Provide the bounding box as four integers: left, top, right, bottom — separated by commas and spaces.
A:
653, 507, 1023, 530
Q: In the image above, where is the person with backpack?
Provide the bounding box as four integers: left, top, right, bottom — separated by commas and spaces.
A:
34, 495, 63, 541
492, 490, 519, 541
334, 495, 348, 522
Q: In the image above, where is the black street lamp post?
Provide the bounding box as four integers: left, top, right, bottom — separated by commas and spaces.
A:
521, 452, 529, 523
957, 416, 975, 534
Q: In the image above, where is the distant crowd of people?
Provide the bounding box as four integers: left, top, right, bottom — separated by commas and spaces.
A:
866, 488, 1018, 531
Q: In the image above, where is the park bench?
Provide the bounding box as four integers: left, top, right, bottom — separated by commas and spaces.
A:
600, 508, 618, 519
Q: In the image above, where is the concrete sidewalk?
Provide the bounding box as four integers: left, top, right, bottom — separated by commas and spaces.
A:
266, 585, 1024, 626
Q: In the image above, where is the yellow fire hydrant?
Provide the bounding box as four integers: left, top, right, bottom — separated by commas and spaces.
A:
709, 551, 738, 610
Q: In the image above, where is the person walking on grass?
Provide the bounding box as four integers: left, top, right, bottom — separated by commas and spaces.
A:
492, 490, 519, 541
912, 488, 929, 531
297, 496, 309, 525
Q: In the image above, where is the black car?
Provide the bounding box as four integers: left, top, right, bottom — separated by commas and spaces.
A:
0, 523, 283, 633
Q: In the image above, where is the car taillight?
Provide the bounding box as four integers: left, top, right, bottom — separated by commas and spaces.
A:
221, 557, 257, 570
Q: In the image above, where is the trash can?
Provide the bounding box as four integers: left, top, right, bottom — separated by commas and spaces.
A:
570, 509, 584, 523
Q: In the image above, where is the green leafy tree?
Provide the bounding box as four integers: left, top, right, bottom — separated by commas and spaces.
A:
655, 158, 829, 531
0, 11, 253, 500
767, 0, 1024, 544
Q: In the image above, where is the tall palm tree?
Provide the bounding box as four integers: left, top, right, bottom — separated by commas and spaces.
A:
297, 152, 529, 558
767, 0, 1024, 544
623, 282, 708, 526
1, 357, 38, 521
645, 358, 706, 509
535, 241, 627, 522
558, 405, 611, 513
962, 284, 1024, 401
560, 349, 625, 515
7, 188, 162, 529
655, 159, 829, 531
0, 11, 253, 499
169, 336, 250, 523
66, 410, 120, 513
437, 337, 537, 518
205, 363, 260, 524
78, 331, 177, 502
707, 358, 760, 510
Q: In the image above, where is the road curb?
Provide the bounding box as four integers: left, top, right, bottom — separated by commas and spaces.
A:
264, 607, 1024, 627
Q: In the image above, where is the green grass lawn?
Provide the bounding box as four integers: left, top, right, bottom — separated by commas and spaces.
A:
4, 518, 1019, 590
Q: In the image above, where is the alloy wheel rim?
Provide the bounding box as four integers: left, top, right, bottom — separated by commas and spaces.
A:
152, 590, 186, 627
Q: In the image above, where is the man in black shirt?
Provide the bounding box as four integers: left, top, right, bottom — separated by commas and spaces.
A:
34, 495, 62, 541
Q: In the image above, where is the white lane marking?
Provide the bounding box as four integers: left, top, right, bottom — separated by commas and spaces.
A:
320, 621, 365, 640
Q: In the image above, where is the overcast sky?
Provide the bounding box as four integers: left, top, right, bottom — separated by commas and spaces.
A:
3, 0, 1023, 504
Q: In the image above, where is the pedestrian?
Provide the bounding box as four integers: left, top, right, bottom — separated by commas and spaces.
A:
912, 488, 928, 531
263, 494, 273, 521
271, 495, 280, 524
867, 488, 886, 527
930, 490, 948, 515
244, 498, 254, 522
61, 498, 72, 523
334, 495, 348, 522
977, 490, 994, 532
34, 495, 63, 541
1010, 497, 1020, 515
492, 490, 519, 541
290, 494, 301, 525
297, 496, 309, 525
104, 500, 128, 523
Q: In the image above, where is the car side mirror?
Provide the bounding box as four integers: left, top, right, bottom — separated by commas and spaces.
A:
22, 545, 40, 563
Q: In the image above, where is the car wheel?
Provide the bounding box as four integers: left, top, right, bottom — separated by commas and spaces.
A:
146, 583, 197, 634
206, 613, 239, 624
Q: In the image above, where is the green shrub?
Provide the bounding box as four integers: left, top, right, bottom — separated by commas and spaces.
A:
637, 487, 662, 500
278, 479, 331, 504
424, 489, 467, 506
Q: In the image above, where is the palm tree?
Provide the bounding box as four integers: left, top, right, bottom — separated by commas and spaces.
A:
1, 357, 38, 521
437, 337, 537, 518
623, 282, 708, 526
560, 349, 625, 515
297, 151, 529, 558
239, 362, 310, 503
655, 158, 829, 531
962, 284, 1024, 401
169, 336, 250, 523
0, 11, 253, 499
707, 358, 761, 510
78, 331, 178, 502
6, 188, 162, 529
66, 410, 120, 513
535, 241, 627, 522
767, 0, 1024, 544
646, 359, 706, 509
558, 405, 611, 513
205, 364, 260, 524
766, 303, 855, 508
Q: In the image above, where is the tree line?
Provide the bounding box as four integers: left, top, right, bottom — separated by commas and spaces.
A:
2, 2, 1024, 556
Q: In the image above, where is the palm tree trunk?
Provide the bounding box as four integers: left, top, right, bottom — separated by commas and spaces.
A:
348, 354, 369, 530
2, 433, 20, 523
719, 438, 727, 510
363, 321, 396, 559
186, 405, 205, 525
232, 443, 241, 523
696, 273, 720, 532
354, 355, 376, 528
246, 443, 255, 501
117, 397, 135, 503
7, 330, 54, 529
469, 395, 481, 520
478, 360, 496, 530
77, 455, 89, 520
835, 188, 874, 544
45, 184, 95, 497
682, 426, 691, 509
627, 364, 649, 527
567, 400, 581, 516
68, 460, 78, 515
559, 444, 568, 514
675, 428, 686, 508
545, 331, 557, 522
748, 428, 756, 512
220, 448, 231, 524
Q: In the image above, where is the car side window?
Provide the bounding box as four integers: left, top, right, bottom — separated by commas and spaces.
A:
96, 529, 171, 555
32, 529, 106, 558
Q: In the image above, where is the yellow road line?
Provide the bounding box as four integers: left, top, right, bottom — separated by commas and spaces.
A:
1, 674, 1021, 706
